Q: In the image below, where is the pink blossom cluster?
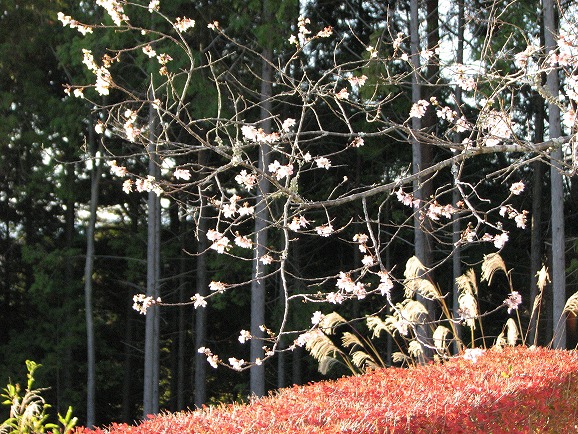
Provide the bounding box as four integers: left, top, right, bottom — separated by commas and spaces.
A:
206, 229, 231, 254
96, 0, 128, 26
431, 97, 469, 132
395, 188, 419, 208
377, 271, 394, 296
241, 125, 280, 144
58, 12, 92, 35
268, 160, 294, 180
504, 291, 522, 314
142, 45, 156, 58
514, 44, 539, 69
217, 195, 254, 219
350, 136, 364, 147
353, 233, 376, 267
80, 49, 113, 96
294, 329, 323, 348
347, 75, 368, 87
173, 168, 191, 180
424, 201, 455, 221
451, 63, 476, 91
174, 17, 195, 32
353, 233, 369, 252
287, 16, 332, 46
315, 223, 334, 237
336, 272, 367, 300
197, 347, 219, 369
228, 357, 245, 371
281, 118, 296, 132
335, 88, 350, 100
234, 170, 257, 190
121, 176, 163, 196
409, 99, 429, 119
315, 157, 331, 169
481, 232, 509, 249
191, 293, 207, 309
234, 233, 252, 249
288, 215, 310, 232
209, 281, 227, 292
123, 109, 140, 142
132, 294, 161, 315
500, 205, 528, 229
147, 0, 160, 13
238, 330, 251, 343
109, 160, 128, 177
479, 110, 513, 146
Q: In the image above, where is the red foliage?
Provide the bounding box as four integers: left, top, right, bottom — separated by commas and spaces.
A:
77, 347, 578, 433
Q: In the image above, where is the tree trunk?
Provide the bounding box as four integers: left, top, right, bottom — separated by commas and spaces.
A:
121, 296, 134, 421
143, 101, 161, 416
177, 212, 187, 410
543, 0, 566, 348
250, 0, 273, 398
529, 88, 545, 346
452, 0, 465, 355
277, 339, 285, 389
292, 346, 302, 386
84, 120, 101, 428
194, 175, 209, 407
410, 0, 431, 362
58, 159, 76, 414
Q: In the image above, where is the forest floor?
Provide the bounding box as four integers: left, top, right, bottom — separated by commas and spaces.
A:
76, 346, 578, 433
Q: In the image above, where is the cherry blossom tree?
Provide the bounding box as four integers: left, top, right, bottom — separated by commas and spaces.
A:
58, 0, 578, 411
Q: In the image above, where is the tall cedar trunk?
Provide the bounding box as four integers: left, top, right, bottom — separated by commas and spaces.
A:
290, 235, 303, 385
143, 101, 161, 416
167, 202, 180, 412
122, 211, 140, 421
250, 0, 273, 397
194, 157, 209, 407
193, 42, 209, 408
543, 0, 566, 348
292, 346, 303, 386
452, 0, 465, 354
277, 339, 285, 389
59, 161, 76, 413
529, 88, 545, 346
410, 0, 428, 363
422, 0, 439, 356
121, 297, 134, 421
84, 121, 101, 427
177, 213, 187, 410
423, 0, 438, 227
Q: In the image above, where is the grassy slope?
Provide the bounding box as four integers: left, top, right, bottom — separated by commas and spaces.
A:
77, 347, 578, 433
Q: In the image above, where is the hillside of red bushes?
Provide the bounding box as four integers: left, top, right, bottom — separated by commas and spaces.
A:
77, 346, 578, 433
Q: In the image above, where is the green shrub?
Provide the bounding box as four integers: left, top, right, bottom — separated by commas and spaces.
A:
1, 360, 77, 434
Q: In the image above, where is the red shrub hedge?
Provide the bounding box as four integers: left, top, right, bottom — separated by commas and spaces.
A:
77, 347, 578, 433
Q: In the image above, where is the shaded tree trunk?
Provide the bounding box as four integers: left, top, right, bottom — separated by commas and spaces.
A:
121, 297, 135, 421
528, 89, 545, 346
177, 213, 187, 410
543, 0, 566, 348
143, 101, 161, 416
292, 346, 303, 386
58, 158, 76, 414
250, 0, 273, 398
277, 339, 286, 389
194, 175, 209, 407
84, 121, 101, 428
452, 0, 465, 355
410, 0, 433, 362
